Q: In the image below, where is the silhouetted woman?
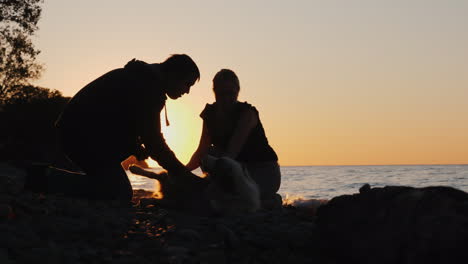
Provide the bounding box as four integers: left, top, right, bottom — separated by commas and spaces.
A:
187, 69, 281, 207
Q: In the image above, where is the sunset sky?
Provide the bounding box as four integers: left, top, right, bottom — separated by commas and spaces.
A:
34, 0, 468, 166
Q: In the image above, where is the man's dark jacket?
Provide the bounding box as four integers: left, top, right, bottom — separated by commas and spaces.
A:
56, 60, 185, 173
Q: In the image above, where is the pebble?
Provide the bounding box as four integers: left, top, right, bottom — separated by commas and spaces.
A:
0, 203, 12, 219
0, 248, 12, 264
0, 186, 318, 263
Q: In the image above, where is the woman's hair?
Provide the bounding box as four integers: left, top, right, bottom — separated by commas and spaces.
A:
161, 54, 200, 82
212, 69, 240, 91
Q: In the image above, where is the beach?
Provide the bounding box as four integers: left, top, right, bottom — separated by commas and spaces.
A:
1, 191, 318, 263
2, 163, 468, 263
2, 1, 467, 262
1, 164, 318, 263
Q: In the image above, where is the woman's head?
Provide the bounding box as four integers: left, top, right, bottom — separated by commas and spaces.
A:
213, 69, 240, 106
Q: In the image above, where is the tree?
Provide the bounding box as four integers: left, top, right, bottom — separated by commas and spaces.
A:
0, 0, 44, 104
0, 1, 70, 164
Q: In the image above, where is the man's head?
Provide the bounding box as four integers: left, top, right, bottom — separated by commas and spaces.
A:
160, 54, 200, 99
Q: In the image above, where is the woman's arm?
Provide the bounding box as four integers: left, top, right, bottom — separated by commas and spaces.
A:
225, 108, 258, 159
186, 121, 212, 171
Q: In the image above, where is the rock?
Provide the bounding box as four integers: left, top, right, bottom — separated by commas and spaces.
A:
289, 198, 328, 217
16, 245, 61, 264
0, 163, 26, 194
261, 193, 284, 210
316, 185, 468, 264
138, 198, 160, 208
163, 246, 191, 263
176, 228, 202, 242
0, 184, 320, 264
215, 224, 240, 248
359, 183, 371, 193
198, 247, 227, 264
0, 203, 13, 219
0, 248, 12, 264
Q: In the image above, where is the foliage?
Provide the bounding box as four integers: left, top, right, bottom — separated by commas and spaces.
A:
0, 1, 70, 164
0, 0, 44, 104
0, 86, 70, 163
5, 84, 64, 105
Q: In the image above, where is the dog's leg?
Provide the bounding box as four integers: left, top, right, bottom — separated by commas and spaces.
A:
129, 165, 168, 181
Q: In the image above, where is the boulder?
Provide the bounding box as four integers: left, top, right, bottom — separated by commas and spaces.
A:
316, 184, 468, 264
0, 163, 26, 194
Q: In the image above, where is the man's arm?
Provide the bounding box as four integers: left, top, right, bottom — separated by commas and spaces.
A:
139, 104, 187, 174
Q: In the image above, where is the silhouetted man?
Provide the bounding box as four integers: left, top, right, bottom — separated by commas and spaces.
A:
54, 54, 201, 202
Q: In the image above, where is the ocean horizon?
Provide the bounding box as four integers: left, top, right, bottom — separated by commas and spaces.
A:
127, 164, 468, 200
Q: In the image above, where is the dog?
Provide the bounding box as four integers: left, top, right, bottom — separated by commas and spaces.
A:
128, 165, 207, 211
201, 155, 261, 215
129, 155, 260, 215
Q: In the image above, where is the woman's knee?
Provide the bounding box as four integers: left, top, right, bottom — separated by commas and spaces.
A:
247, 162, 281, 197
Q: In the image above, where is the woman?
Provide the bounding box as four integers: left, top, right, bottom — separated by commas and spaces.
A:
186, 69, 281, 208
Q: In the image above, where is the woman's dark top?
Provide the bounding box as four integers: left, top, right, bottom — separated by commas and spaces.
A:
200, 102, 278, 163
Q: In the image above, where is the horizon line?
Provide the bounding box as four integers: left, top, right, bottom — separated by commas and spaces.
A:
280, 163, 468, 167
145, 163, 468, 169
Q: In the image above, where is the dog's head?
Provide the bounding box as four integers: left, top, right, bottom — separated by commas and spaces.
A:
201, 155, 247, 194
201, 155, 261, 215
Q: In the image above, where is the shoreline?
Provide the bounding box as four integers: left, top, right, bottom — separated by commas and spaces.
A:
2, 163, 468, 263
1, 161, 318, 263
1, 188, 318, 263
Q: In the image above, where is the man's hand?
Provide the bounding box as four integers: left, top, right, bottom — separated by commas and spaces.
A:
121, 155, 149, 170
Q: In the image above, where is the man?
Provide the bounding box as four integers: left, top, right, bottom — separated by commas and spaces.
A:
54, 54, 201, 202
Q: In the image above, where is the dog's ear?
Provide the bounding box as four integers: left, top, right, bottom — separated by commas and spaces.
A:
201, 154, 218, 172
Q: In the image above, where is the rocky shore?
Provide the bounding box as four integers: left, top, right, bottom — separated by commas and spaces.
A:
1, 189, 322, 264
1, 163, 319, 264
2, 162, 468, 264
315, 184, 468, 264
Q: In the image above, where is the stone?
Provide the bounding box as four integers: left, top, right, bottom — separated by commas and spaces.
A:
0, 248, 12, 264
0, 163, 26, 194
164, 246, 191, 263
176, 228, 202, 242
215, 224, 240, 248
198, 248, 227, 264
0, 186, 320, 264
0, 203, 13, 219
316, 185, 468, 264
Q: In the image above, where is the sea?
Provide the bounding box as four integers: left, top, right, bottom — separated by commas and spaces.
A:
127, 165, 468, 200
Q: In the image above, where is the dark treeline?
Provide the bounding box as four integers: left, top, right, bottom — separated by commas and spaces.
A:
1, 0, 70, 164
0, 85, 70, 164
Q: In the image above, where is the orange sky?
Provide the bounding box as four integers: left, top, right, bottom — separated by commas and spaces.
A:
35, 1, 468, 166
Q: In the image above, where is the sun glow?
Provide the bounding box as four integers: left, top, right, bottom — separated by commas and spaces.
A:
146, 100, 202, 168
